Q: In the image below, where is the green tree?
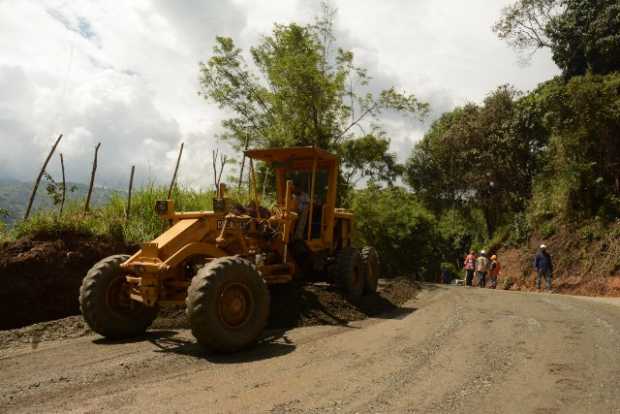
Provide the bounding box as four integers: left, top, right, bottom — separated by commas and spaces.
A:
339, 132, 404, 188
350, 185, 440, 276
529, 73, 620, 221
492, 0, 557, 61
406, 85, 540, 236
199, 4, 427, 186
547, 0, 620, 77
494, 0, 620, 77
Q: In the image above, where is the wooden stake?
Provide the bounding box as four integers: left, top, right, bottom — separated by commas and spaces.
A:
212, 149, 228, 196
212, 149, 219, 191
218, 154, 227, 190
84, 142, 101, 213
167, 142, 184, 199
24, 134, 63, 220
59, 153, 66, 217
126, 165, 135, 221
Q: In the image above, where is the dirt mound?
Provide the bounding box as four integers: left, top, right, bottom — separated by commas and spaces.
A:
142, 278, 419, 331
0, 231, 132, 330
0, 278, 419, 350
268, 278, 418, 329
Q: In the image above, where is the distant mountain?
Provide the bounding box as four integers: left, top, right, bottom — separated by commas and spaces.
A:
0, 179, 124, 225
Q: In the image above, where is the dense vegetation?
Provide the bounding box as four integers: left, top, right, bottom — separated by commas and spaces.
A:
2, 1, 619, 282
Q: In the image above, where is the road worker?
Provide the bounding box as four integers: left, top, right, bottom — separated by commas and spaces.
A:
463, 250, 476, 287
488, 254, 501, 289
534, 244, 554, 291
475, 250, 490, 288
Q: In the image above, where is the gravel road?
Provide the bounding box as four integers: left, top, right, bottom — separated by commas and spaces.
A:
1, 284, 619, 414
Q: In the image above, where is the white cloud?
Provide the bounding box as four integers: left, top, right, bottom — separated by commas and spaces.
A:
0, 0, 559, 187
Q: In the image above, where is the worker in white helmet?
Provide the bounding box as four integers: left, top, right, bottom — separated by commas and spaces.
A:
534, 244, 554, 291
475, 250, 490, 288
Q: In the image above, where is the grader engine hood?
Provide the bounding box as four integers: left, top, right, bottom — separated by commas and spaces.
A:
121, 214, 226, 275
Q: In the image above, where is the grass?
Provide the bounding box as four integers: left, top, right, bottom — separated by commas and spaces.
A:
0, 185, 239, 244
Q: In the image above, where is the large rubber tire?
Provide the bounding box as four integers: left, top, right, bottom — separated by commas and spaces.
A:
361, 246, 380, 294
79, 255, 158, 339
336, 247, 364, 299
186, 256, 270, 353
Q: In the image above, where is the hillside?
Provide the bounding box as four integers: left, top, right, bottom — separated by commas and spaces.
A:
0, 178, 123, 226
497, 221, 620, 297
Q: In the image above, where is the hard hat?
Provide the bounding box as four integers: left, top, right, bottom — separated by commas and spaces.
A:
480, 250, 486, 255
491, 255, 497, 260
540, 244, 547, 249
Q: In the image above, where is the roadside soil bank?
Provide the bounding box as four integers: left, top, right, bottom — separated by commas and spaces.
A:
497, 222, 620, 296
0, 231, 132, 330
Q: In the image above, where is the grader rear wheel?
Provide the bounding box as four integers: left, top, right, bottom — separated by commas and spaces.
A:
79, 255, 158, 339
186, 256, 270, 353
336, 247, 364, 299
361, 246, 380, 294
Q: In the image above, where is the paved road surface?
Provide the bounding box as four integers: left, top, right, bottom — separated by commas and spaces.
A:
1, 285, 619, 413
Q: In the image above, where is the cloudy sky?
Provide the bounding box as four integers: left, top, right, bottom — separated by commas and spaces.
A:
0, 0, 559, 189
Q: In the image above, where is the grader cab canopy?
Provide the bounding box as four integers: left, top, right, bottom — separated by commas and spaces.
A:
245, 146, 341, 249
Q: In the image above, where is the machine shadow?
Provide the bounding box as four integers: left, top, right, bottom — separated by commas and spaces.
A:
350, 294, 417, 320
147, 329, 296, 363
92, 330, 178, 345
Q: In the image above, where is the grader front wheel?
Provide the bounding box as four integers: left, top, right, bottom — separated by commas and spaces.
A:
79, 255, 158, 339
186, 256, 270, 353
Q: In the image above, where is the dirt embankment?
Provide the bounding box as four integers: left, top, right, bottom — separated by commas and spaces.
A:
498, 222, 620, 296
0, 230, 419, 345
0, 231, 132, 330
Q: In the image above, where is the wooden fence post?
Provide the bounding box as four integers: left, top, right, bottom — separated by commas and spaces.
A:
167, 142, 184, 199
212, 149, 218, 190
126, 165, 135, 221
59, 153, 66, 217
212, 149, 227, 193
24, 133, 63, 220
84, 142, 101, 213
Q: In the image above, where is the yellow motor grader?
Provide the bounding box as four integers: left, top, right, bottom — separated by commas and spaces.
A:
79, 146, 379, 352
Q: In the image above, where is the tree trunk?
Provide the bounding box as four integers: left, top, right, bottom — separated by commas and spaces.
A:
237, 134, 251, 190
126, 165, 135, 221
84, 142, 101, 213
167, 142, 184, 199
24, 134, 63, 220
59, 153, 66, 217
